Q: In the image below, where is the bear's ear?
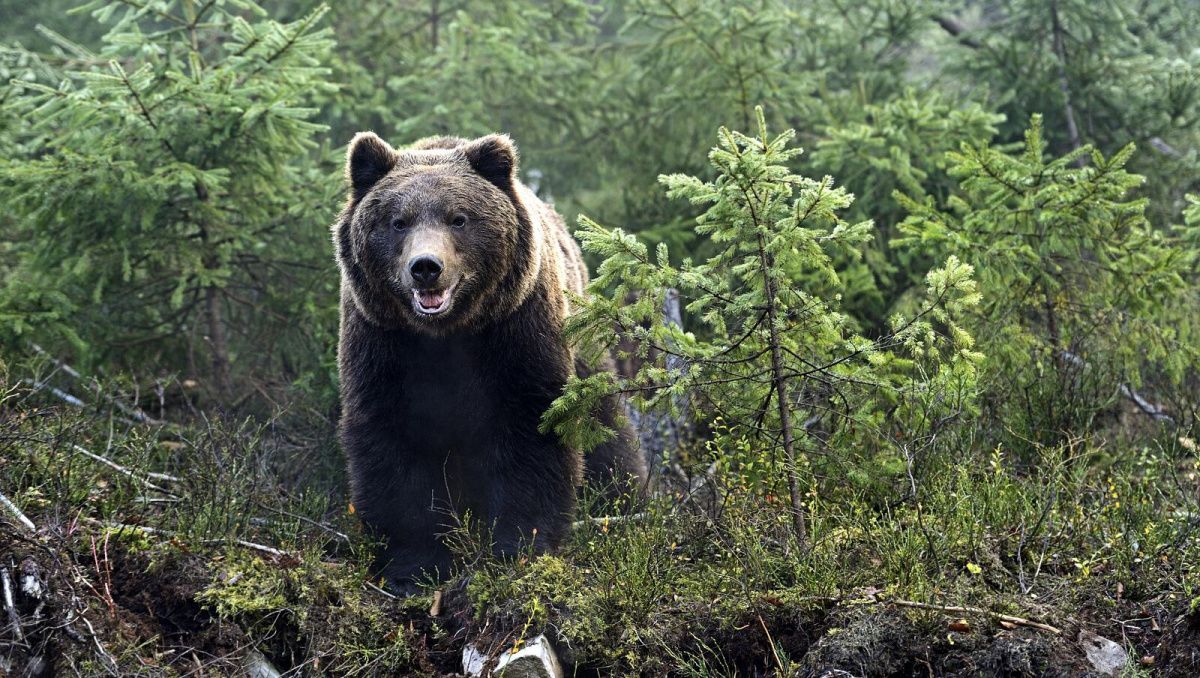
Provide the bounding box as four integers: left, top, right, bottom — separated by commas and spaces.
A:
346, 132, 397, 197
462, 134, 517, 191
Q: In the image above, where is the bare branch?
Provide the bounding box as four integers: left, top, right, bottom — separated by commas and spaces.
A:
1, 567, 24, 644
932, 14, 981, 49
30, 343, 164, 425
72, 444, 181, 495
0, 488, 36, 532
1059, 351, 1174, 424
889, 597, 1062, 635
98, 520, 290, 559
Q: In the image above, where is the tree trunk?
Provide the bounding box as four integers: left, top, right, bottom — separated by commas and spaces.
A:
1050, 1, 1086, 167
627, 289, 691, 477
430, 0, 440, 50
206, 285, 233, 398
757, 234, 807, 546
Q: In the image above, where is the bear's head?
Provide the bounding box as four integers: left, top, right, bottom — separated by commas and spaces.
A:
335, 132, 541, 334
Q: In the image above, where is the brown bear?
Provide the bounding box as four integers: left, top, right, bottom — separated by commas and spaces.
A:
333, 132, 646, 593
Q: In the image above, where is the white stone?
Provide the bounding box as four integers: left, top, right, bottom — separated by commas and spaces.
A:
463, 634, 563, 678
243, 649, 282, 678
463, 643, 489, 676
1078, 630, 1128, 677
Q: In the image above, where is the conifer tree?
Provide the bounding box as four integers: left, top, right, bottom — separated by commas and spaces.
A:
935, 0, 1200, 225
898, 115, 1196, 445
545, 109, 981, 542
809, 90, 1004, 326
0, 1, 337, 399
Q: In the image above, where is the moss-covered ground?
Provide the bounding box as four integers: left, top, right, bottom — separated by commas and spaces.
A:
2, 365, 1198, 676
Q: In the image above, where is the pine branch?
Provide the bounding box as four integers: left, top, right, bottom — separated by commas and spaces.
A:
932, 14, 981, 49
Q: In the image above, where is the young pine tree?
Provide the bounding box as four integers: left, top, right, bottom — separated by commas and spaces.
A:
897, 115, 1196, 447
544, 108, 981, 543
0, 1, 337, 400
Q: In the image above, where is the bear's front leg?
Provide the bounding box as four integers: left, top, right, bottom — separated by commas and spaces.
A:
345, 432, 455, 594
485, 436, 580, 558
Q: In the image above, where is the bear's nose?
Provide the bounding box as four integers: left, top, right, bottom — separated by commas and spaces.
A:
408, 255, 443, 288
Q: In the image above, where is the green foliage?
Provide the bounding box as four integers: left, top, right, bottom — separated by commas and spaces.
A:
940, 0, 1200, 225
0, 1, 339, 401
549, 110, 981, 515
898, 114, 1197, 447
200, 549, 419, 673
2, 1, 1200, 673
809, 91, 1005, 323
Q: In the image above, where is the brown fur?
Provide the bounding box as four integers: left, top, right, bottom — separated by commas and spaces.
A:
333, 132, 645, 593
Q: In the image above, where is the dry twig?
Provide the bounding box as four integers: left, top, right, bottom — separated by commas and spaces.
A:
888, 598, 1062, 635
30, 342, 164, 425
2, 566, 25, 644
72, 444, 181, 495
571, 512, 649, 529
0, 487, 36, 532
87, 519, 291, 559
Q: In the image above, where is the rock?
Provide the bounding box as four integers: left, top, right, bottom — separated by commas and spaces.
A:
19, 557, 44, 600
462, 643, 489, 676
1078, 630, 1128, 676
463, 634, 563, 678
243, 649, 282, 678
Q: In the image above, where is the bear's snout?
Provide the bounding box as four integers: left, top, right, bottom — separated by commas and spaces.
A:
399, 227, 462, 318
408, 255, 443, 288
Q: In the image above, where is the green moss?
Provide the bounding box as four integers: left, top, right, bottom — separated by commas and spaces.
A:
199, 552, 291, 619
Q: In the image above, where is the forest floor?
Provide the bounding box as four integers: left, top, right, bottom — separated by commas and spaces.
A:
2, 368, 1199, 676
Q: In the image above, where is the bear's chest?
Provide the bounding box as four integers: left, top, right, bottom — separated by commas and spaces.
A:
396, 335, 497, 451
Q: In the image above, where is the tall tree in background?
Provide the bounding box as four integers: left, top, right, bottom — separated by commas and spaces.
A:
937, 0, 1200, 223
0, 1, 337, 400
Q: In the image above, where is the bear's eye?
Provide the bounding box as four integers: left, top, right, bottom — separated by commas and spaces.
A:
450, 214, 468, 229
390, 217, 408, 232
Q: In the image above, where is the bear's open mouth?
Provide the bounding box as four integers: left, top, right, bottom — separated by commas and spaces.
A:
412, 281, 456, 316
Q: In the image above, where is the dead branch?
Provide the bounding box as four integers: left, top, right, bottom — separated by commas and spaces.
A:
256, 502, 350, 543
87, 519, 291, 559
74, 607, 119, 675
888, 597, 1062, 635
1050, 1, 1086, 166
1119, 383, 1174, 423
1060, 351, 1175, 424
29, 342, 166, 425
571, 512, 649, 529
365, 580, 399, 600
1149, 137, 1183, 158
2, 566, 24, 644
21, 378, 86, 408
21, 378, 145, 428
932, 14, 981, 49
0, 487, 37, 532
71, 444, 181, 495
